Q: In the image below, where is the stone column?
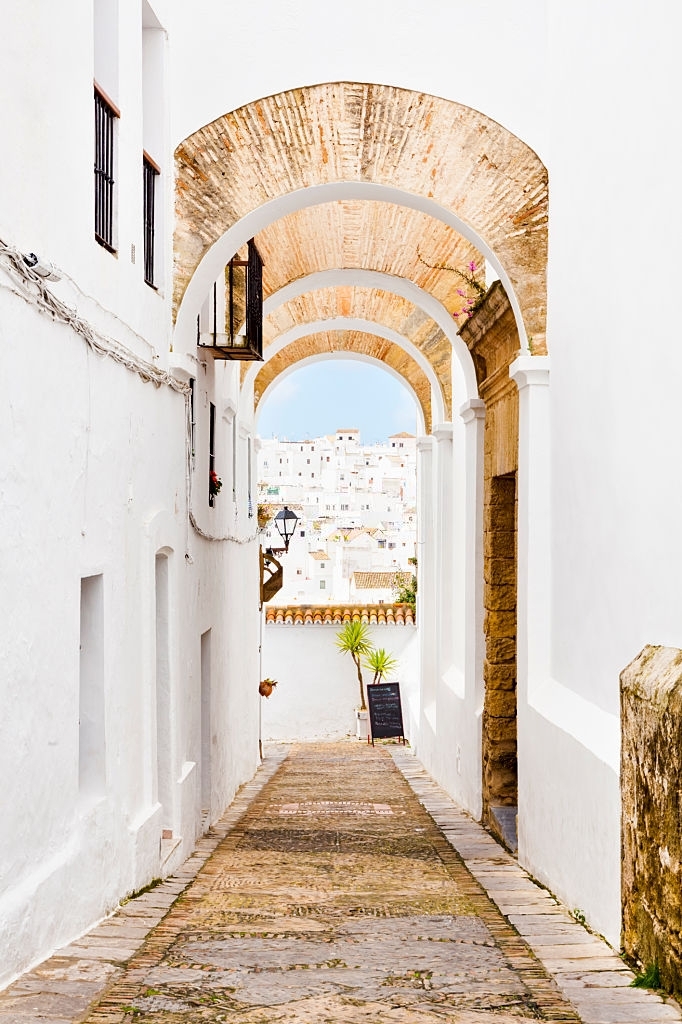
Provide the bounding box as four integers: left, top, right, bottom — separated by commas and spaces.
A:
459, 399, 486, 714
416, 435, 436, 732
432, 423, 454, 685
509, 356, 551, 698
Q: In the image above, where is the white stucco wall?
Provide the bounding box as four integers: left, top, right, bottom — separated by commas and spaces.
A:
165, 0, 549, 161
261, 625, 418, 743
0, 0, 262, 987
4, 0, 682, 983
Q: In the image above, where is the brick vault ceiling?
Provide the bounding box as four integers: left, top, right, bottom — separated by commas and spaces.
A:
247, 200, 486, 418
177, 83, 549, 413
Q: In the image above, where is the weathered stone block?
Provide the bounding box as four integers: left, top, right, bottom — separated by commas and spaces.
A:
484, 660, 516, 689
484, 687, 517, 718
484, 583, 516, 611
484, 713, 517, 743
484, 530, 516, 559
621, 644, 682, 997
484, 558, 517, 586
485, 636, 516, 663
483, 610, 516, 638
485, 502, 516, 532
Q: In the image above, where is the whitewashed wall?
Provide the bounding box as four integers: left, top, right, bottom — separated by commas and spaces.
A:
161, 0, 682, 948
261, 625, 418, 743
0, 0, 260, 988
3, 0, 682, 982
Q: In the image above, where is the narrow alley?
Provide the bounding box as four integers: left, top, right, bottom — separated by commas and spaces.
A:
1, 744, 677, 1024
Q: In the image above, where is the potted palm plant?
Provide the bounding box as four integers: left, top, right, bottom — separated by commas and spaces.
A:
365, 648, 398, 685
335, 621, 373, 739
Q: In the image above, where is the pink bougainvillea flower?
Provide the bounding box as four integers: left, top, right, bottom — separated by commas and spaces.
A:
468, 261, 477, 273
456, 288, 465, 297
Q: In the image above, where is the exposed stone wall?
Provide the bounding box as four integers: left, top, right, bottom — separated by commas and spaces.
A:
621, 645, 682, 995
460, 282, 520, 831
483, 473, 518, 814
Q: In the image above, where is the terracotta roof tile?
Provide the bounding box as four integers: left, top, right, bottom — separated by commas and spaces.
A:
353, 571, 409, 589
264, 603, 415, 626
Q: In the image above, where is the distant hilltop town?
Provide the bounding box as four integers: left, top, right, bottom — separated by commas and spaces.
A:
257, 428, 417, 604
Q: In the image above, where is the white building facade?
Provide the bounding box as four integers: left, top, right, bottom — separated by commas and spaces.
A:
1, 0, 681, 987
258, 431, 417, 602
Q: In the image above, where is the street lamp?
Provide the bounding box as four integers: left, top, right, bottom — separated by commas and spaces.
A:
273, 506, 299, 553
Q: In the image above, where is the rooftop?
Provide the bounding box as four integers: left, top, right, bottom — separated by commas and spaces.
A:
265, 604, 415, 626
353, 571, 409, 590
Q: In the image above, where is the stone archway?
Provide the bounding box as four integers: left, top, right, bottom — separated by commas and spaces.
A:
172, 81, 549, 829
174, 83, 548, 356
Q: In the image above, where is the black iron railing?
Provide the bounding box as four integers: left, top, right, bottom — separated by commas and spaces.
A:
198, 238, 263, 360
245, 238, 263, 355
94, 84, 118, 251
143, 152, 159, 287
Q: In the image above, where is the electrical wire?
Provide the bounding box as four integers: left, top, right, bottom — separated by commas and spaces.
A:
1, 234, 257, 546
0, 236, 188, 395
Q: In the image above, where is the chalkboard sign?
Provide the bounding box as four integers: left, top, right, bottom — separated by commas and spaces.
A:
367, 682, 405, 744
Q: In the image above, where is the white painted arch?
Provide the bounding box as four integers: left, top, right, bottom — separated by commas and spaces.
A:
243, 315, 446, 425
259, 268, 475, 409
174, 181, 529, 401
254, 350, 427, 436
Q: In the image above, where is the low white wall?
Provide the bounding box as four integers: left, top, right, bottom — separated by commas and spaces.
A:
261, 623, 418, 742
518, 704, 621, 946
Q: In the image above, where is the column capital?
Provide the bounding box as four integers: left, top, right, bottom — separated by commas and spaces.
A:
459, 398, 485, 424
432, 422, 454, 442
509, 354, 550, 390
416, 435, 434, 454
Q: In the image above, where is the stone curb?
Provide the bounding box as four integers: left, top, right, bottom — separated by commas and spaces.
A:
390, 746, 682, 1024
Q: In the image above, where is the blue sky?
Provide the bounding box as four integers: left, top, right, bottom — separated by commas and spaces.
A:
256, 360, 418, 443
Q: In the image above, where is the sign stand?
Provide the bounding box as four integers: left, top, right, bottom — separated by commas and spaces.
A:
366, 682, 406, 745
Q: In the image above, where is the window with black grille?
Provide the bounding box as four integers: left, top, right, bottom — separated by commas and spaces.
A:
94, 84, 119, 251
143, 152, 160, 286
198, 239, 263, 360
209, 402, 216, 508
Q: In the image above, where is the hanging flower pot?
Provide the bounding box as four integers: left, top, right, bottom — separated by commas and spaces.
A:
257, 503, 272, 529
209, 470, 222, 497
259, 677, 278, 698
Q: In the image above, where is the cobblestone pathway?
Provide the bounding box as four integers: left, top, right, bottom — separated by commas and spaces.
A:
2, 743, 680, 1024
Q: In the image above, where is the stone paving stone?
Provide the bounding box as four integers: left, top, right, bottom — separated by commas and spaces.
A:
71, 742, 581, 1023
2, 741, 681, 1024
0, 746, 289, 1023
390, 746, 682, 1024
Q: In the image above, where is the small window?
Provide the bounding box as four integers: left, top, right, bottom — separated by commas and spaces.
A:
296, 569, 302, 575
320, 563, 326, 569
189, 378, 196, 465
319, 580, 326, 590
94, 85, 119, 251
143, 152, 160, 286
208, 402, 216, 507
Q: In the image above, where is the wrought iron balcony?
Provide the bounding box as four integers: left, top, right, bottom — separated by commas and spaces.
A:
198, 239, 263, 360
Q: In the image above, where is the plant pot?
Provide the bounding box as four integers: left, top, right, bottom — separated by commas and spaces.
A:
355, 708, 369, 741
